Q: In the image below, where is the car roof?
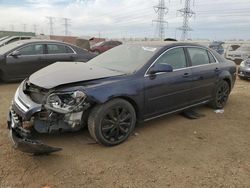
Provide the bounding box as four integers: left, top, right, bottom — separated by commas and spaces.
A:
13, 39, 68, 44
124, 41, 206, 48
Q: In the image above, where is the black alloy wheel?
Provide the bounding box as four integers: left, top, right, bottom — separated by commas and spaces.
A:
101, 106, 132, 143
209, 80, 230, 109
216, 81, 230, 108
88, 99, 136, 146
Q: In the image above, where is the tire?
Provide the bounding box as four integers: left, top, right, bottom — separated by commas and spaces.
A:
88, 99, 136, 146
209, 80, 230, 109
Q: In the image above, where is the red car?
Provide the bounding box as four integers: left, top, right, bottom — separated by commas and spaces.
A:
90, 40, 122, 54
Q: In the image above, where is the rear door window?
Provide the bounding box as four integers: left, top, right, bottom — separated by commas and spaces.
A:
187, 48, 210, 66
47, 44, 74, 54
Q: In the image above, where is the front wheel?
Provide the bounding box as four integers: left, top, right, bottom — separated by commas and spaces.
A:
209, 80, 230, 109
88, 99, 136, 146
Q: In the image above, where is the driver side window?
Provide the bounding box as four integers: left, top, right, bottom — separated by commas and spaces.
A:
155, 47, 187, 70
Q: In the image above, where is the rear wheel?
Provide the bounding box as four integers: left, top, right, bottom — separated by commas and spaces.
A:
88, 99, 136, 146
209, 80, 230, 109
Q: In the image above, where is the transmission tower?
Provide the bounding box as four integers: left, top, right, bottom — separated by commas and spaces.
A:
46, 16, 54, 35
153, 0, 168, 40
177, 0, 195, 41
62, 18, 71, 36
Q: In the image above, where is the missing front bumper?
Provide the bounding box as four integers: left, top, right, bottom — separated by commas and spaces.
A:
8, 110, 62, 155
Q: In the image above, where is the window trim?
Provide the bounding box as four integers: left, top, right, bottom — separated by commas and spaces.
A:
7, 42, 76, 57
207, 50, 217, 63
144, 46, 219, 77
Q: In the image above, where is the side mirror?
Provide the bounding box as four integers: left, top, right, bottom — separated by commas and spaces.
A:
10, 50, 21, 57
149, 64, 173, 75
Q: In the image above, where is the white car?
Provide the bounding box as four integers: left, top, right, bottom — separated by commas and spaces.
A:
225, 45, 250, 64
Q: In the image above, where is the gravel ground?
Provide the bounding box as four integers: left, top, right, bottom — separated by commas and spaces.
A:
0, 78, 249, 188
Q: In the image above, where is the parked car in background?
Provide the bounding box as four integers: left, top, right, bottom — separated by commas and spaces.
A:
225, 44, 250, 64
7, 42, 236, 154
209, 41, 224, 55
0, 39, 96, 81
0, 36, 32, 47
238, 58, 250, 79
90, 40, 122, 54
0, 36, 10, 42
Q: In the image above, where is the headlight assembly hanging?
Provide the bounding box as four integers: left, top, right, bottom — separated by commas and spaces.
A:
45, 91, 87, 114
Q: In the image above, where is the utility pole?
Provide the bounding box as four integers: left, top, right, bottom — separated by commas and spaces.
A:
10, 24, 14, 31
153, 0, 168, 40
22, 24, 27, 32
46, 16, 54, 35
62, 18, 70, 36
177, 0, 195, 41
33, 24, 38, 34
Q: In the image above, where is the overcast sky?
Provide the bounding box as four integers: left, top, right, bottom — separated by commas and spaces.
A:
0, 0, 250, 40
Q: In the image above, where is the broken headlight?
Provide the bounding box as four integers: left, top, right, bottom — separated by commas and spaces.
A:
45, 91, 87, 113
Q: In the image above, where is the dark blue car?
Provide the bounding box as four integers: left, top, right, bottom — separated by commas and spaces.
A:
8, 42, 236, 154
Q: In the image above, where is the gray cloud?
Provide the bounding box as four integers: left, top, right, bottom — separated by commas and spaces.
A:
0, 0, 249, 40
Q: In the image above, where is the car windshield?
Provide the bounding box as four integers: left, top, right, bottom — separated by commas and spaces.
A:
88, 44, 160, 73
0, 41, 24, 54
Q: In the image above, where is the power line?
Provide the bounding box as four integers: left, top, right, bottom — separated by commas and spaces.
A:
177, 0, 195, 41
153, 0, 168, 40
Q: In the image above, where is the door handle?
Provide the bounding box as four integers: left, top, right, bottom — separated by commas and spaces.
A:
214, 67, 220, 72
182, 72, 190, 78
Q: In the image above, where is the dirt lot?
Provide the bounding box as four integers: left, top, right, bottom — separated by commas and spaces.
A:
0, 79, 250, 188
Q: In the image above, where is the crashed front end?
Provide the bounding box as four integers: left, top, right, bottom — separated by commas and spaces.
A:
7, 80, 90, 155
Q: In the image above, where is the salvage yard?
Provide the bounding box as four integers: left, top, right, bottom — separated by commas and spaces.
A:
0, 79, 250, 188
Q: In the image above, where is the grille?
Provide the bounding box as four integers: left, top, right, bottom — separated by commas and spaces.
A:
245, 71, 250, 76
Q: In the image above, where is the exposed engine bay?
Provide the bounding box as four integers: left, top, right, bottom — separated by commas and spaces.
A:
33, 90, 90, 133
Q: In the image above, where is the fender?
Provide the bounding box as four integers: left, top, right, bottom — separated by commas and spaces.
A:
217, 69, 233, 91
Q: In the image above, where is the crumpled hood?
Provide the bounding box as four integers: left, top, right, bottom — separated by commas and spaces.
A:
29, 62, 124, 89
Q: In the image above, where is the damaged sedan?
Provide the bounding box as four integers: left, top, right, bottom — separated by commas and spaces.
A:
8, 42, 237, 154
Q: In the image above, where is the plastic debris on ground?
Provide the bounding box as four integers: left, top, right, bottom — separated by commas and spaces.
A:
214, 109, 224, 114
